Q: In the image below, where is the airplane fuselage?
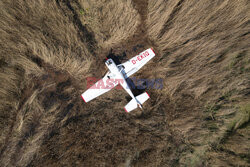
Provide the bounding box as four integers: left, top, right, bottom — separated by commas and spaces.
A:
105, 59, 142, 108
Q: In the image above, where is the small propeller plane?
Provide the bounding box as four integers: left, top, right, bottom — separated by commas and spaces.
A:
81, 48, 155, 112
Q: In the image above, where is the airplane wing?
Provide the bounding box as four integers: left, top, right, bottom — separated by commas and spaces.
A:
81, 72, 118, 102
119, 48, 155, 78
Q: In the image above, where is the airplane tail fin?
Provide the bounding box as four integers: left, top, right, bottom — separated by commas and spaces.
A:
124, 92, 150, 112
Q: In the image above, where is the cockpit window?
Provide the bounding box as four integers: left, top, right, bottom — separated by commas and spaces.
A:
107, 60, 112, 65
118, 65, 124, 72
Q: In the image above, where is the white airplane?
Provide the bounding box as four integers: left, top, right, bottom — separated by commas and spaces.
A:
81, 48, 155, 112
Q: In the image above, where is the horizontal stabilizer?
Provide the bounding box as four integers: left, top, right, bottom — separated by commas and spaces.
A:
124, 92, 150, 112
137, 92, 150, 104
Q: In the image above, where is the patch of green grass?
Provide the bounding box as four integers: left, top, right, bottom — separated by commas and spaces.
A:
227, 50, 249, 74
207, 122, 219, 131
204, 104, 221, 113
240, 66, 245, 73
79, 8, 88, 15
185, 147, 207, 167
218, 90, 234, 102
204, 104, 221, 120
227, 103, 250, 131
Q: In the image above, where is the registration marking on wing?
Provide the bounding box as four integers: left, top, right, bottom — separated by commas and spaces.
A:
131, 50, 150, 64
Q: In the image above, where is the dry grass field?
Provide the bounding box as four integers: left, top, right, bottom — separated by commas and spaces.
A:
0, 0, 249, 166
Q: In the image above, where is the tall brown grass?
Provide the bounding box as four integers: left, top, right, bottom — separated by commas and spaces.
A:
79, 0, 140, 49
0, 0, 94, 166
146, 0, 249, 166
0, 0, 249, 166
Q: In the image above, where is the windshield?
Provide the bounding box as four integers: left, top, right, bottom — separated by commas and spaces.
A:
107, 60, 112, 65
118, 65, 124, 72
